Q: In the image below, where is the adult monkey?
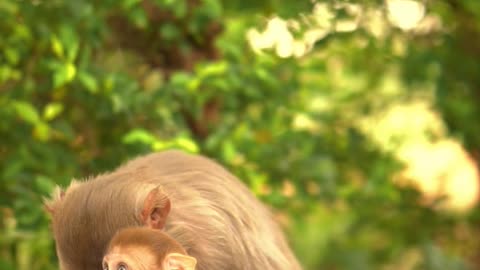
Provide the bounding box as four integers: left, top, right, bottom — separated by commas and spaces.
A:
45, 150, 302, 270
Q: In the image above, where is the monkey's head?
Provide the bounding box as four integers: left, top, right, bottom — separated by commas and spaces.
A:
103, 227, 196, 270
44, 177, 171, 270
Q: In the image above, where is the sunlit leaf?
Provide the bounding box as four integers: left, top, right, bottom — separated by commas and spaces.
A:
78, 71, 98, 93
12, 101, 40, 125
197, 61, 228, 78
51, 36, 64, 59
222, 140, 236, 162
122, 129, 157, 145
174, 137, 199, 153
4, 47, 20, 65
59, 25, 79, 62
170, 72, 191, 87
33, 122, 51, 141
43, 103, 64, 121
53, 62, 76, 88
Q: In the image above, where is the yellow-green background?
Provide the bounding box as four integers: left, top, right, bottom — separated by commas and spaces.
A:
1, 1, 480, 269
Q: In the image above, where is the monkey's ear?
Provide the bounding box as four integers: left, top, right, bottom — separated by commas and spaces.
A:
163, 253, 197, 270
140, 186, 171, 229
43, 180, 81, 215
43, 186, 65, 215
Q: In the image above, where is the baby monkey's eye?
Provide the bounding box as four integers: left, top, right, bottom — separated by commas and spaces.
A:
117, 263, 128, 270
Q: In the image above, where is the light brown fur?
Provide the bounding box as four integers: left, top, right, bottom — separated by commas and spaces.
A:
46, 150, 302, 270
104, 227, 194, 270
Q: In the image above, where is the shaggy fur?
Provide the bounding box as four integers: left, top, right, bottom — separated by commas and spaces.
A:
46, 150, 302, 270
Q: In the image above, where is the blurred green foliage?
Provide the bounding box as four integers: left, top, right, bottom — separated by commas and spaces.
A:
1, 0, 480, 269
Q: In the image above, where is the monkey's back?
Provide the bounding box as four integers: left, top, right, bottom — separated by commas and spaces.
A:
118, 150, 301, 270
51, 150, 302, 270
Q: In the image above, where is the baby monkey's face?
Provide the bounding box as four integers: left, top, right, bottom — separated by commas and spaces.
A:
103, 246, 157, 270
103, 227, 197, 270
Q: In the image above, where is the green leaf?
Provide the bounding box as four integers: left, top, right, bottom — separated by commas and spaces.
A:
162, 0, 176, 6
160, 23, 181, 41
34, 175, 56, 195
222, 140, 237, 162
43, 103, 64, 121
197, 61, 228, 78
152, 141, 167, 150
170, 72, 191, 87
12, 101, 40, 125
0, 1, 18, 14
172, 0, 187, 18
121, 0, 142, 9
53, 62, 76, 88
174, 137, 199, 153
51, 36, 64, 59
78, 71, 98, 93
4, 47, 20, 65
0, 66, 21, 83
129, 6, 148, 29
202, 0, 222, 19
59, 25, 79, 62
122, 129, 157, 145
33, 122, 51, 141
187, 78, 200, 92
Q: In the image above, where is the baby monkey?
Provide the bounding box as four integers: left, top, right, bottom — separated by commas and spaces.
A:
103, 227, 197, 270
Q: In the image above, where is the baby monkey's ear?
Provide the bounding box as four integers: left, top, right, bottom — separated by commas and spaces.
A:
163, 253, 197, 270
